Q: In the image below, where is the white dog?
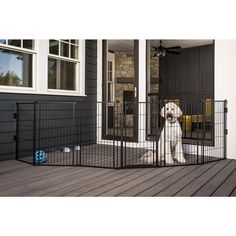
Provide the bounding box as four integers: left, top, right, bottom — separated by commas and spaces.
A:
141, 102, 186, 165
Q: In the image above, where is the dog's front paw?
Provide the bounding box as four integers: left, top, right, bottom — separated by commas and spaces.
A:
175, 154, 186, 163
165, 155, 174, 165
178, 157, 186, 163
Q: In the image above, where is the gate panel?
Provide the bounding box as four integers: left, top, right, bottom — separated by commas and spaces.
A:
78, 102, 117, 168
123, 100, 227, 168
16, 102, 35, 164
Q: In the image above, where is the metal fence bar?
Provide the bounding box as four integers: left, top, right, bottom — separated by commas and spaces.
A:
120, 102, 124, 169
156, 101, 159, 166
224, 100, 228, 159
72, 102, 76, 166
33, 102, 37, 166
15, 103, 19, 161
202, 100, 205, 164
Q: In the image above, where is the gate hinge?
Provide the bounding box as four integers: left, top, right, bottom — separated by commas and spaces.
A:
13, 135, 17, 141
13, 113, 17, 119
224, 107, 228, 113
225, 129, 228, 135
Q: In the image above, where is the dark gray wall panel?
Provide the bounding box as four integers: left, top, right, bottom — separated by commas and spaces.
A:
160, 44, 214, 102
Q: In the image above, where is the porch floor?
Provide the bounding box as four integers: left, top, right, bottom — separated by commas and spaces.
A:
0, 158, 235, 196
17, 143, 220, 168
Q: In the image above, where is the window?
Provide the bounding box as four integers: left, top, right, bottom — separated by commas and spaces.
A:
48, 40, 80, 91
0, 40, 35, 88
107, 55, 115, 102
0, 39, 85, 96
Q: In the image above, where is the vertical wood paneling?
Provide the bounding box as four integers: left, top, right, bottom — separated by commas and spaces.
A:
160, 44, 214, 102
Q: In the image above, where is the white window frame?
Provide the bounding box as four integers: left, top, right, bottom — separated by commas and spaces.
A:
0, 41, 37, 93
0, 39, 86, 96
107, 52, 115, 102
47, 39, 84, 96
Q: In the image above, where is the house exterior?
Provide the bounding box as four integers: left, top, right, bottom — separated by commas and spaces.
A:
0, 39, 235, 162
0, 40, 97, 161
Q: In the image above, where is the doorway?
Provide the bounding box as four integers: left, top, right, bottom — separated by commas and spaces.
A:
102, 40, 139, 142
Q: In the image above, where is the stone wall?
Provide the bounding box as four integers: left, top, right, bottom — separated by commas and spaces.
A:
114, 52, 135, 127
114, 52, 135, 103
111, 51, 160, 128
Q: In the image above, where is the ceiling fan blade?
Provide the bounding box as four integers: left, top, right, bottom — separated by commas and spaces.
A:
166, 46, 182, 50
166, 50, 181, 55
152, 46, 159, 50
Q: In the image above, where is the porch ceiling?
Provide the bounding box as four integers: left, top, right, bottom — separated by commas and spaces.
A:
107, 39, 213, 52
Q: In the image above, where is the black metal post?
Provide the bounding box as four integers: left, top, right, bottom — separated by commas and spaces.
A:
224, 100, 228, 159
164, 101, 166, 166
72, 102, 76, 166
196, 102, 199, 165
15, 103, 19, 160
112, 102, 115, 168
202, 100, 205, 164
120, 102, 124, 168
78, 102, 82, 166
156, 101, 159, 166
124, 101, 127, 167
33, 102, 37, 166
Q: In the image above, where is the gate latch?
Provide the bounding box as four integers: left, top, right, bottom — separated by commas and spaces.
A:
225, 129, 228, 135
13, 113, 17, 119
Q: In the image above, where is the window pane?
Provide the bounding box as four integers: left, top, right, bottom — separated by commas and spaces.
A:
60, 60, 76, 90
71, 40, 79, 45
48, 58, 57, 89
23, 40, 33, 49
0, 40, 6, 44
8, 40, 21, 47
49, 40, 59, 55
108, 83, 112, 102
108, 61, 112, 71
48, 58, 76, 91
0, 49, 32, 87
60, 42, 69, 57
70, 44, 78, 59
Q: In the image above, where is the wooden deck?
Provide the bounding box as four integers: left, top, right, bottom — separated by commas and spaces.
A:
0, 158, 235, 196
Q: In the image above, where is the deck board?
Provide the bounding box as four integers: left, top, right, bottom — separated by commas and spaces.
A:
230, 187, 236, 196
37, 169, 131, 196
118, 166, 185, 196
79, 169, 155, 196
194, 160, 236, 196
99, 167, 170, 196
64, 169, 140, 196
0, 159, 235, 197
136, 165, 199, 196
211, 170, 236, 196
156, 162, 217, 196
174, 159, 231, 196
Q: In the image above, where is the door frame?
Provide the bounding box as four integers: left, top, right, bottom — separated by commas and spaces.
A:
102, 40, 139, 142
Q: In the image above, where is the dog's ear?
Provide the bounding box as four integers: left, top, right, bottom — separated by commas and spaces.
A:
175, 104, 183, 117
160, 105, 165, 118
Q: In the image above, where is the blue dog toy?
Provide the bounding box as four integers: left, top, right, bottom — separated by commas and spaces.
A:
34, 150, 47, 164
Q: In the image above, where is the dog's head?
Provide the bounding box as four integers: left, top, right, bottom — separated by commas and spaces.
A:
161, 102, 182, 123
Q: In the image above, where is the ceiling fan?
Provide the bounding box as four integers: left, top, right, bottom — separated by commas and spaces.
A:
152, 40, 182, 57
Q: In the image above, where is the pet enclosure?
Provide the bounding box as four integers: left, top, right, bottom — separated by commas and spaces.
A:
16, 100, 227, 169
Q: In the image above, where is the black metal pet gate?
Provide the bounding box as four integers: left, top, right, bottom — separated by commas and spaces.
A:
16, 100, 227, 169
